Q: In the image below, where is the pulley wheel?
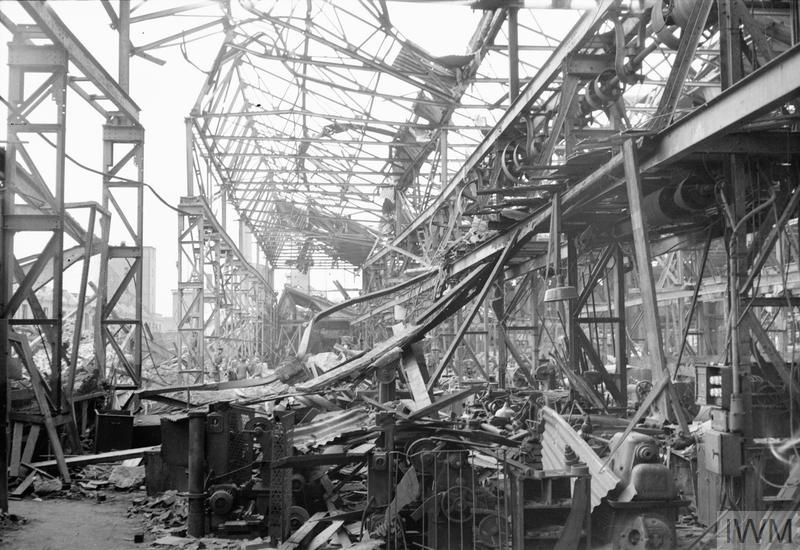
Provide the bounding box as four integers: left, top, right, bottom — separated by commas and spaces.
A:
244, 416, 271, 434
289, 505, 310, 532
440, 486, 474, 523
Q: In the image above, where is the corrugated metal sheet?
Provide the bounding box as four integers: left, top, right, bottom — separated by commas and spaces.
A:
391, 42, 457, 96
540, 407, 636, 510
292, 407, 373, 451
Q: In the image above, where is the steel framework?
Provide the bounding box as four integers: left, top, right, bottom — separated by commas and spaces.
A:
176, 196, 275, 383
0, 0, 228, 510
2, 0, 800, 522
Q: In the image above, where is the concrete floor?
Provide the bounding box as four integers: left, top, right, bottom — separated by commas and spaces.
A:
0, 492, 145, 550
0, 490, 716, 549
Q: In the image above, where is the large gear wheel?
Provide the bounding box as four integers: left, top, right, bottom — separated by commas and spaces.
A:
440, 486, 474, 523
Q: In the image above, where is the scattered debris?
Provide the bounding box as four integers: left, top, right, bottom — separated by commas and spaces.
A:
107, 465, 146, 490
32, 476, 63, 496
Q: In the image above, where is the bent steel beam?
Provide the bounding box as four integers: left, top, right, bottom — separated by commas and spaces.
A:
448, 43, 800, 280
365, 0, 618, 268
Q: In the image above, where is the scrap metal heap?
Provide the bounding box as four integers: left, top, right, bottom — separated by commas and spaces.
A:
143, 376, 688, 549
3, 1, 800, 550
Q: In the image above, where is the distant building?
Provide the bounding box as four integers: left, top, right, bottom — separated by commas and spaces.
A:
107, 245, 156, 315
142, 246, 156, 316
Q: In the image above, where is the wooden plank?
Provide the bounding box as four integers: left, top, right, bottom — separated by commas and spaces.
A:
20, 462, 57, 479
11, 472, 36, 497
81, 401, 88, 433
401, 347, 431, 409
13, 336, 71, 482
29, 445, 159, 470
9, 423, 24, 478
277, 512, 328, 550
307, 520, 345, 550
20, 424, 40, 466
334, 530, 353, 549
407, 386, 484, 421
10, 411, 72, 426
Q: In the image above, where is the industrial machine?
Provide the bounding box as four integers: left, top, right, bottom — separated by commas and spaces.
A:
180, 402, 295, 541
595, 432, 686, 550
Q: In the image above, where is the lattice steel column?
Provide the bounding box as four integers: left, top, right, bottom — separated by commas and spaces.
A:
177, 197, 275, 381
94, 115, 144, 388
268, 413, 294, 542
2, 29, 70, 509
177, 202, 207, 383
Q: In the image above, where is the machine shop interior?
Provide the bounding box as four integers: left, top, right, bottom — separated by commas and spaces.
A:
2, 0, 800, 549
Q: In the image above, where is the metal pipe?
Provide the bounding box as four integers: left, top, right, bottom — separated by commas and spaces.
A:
118, 0, 130, 92
185, 118, 194, 196
187, 410, 206, 537
508, 8, 520, 102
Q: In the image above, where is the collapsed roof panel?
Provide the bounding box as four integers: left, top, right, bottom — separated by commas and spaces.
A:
188, 3, 582, 269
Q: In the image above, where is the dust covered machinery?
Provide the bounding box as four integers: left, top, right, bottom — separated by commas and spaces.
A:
366, 439, 513, 550
594, 432, 686, 550
365, 424, 593, 550
187, 402, 295, 541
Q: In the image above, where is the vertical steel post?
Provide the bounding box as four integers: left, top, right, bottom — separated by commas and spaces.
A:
717, 0, 756, 510
68, 207, 98, 401
97, 118, 145, 388
508, 8, 520, 102
51, 45, 67, 410
118, 0, 131, 92
614, 245, 627, 409
493, 274, 507, 388
567, 234, 578, 373
0, 48, 15, 508
440, 128, 448, 186
186, 118, 195, 196
177, 205, 203, 383
530, 276, 539, 373
187, 410, 206, 537
718, 0, 753, 436
621, 137, 687, 433
2, 29, 71, 507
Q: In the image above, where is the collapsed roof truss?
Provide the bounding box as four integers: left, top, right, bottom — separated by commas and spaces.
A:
190, 1, 593, 269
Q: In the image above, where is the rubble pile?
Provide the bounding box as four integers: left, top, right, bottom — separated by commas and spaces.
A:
2, 291, 744, 550
128, 490, 188, 535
